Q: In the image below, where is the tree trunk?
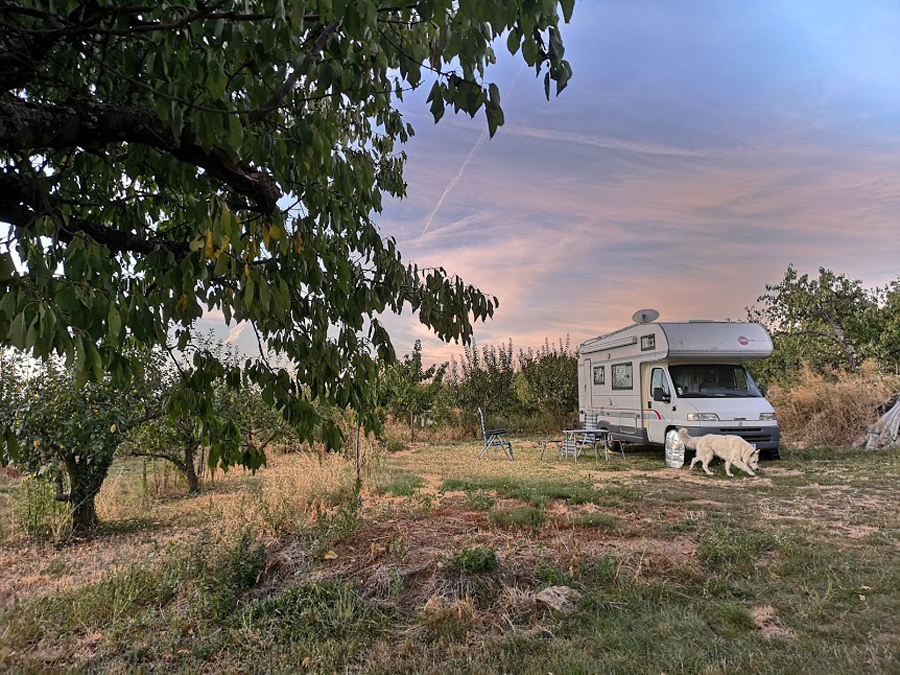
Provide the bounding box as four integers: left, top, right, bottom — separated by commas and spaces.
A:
71, 495, 98, 532
184, 443, 200, 494
409, 408, 415, 442
63, 451, 113, 533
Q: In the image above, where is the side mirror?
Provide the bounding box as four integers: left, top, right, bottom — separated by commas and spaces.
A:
652, 387, 671, 403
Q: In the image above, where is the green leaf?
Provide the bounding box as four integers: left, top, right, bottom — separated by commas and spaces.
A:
560, 0, 575, 23
506, 29, 520, 55
108, 304, 122, 342
0, 251, 14, 280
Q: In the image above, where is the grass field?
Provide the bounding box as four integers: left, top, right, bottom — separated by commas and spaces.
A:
1, 438, 899, 673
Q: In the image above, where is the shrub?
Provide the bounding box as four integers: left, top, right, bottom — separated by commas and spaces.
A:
446, 546, 499, 574
13, 475, 72, 541
767, 364, 900, 447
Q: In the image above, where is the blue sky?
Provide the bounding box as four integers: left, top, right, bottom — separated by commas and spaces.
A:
370, 0, 900, 362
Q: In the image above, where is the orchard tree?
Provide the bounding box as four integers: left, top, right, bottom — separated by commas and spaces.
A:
446, 339, 517, 422
749, 265, 886, 381
2, 351, 160, 531
514, 337, 576, 425
123, 337, 294, 494
382, 340, 445, 441
0, 1, 576, 470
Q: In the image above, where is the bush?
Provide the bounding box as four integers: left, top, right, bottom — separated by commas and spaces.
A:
446, 546, 499, 574
768, 365, 900, 447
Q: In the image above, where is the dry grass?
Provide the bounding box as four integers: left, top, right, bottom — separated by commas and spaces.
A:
2, 435, 900, 673
768, 364, 900, 447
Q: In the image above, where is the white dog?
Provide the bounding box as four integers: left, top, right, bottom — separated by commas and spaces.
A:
678, 428, 760, 477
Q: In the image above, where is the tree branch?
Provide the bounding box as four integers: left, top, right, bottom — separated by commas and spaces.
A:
0, 98, 281, 215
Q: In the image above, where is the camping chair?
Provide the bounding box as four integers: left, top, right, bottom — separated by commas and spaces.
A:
476, 407, 514, 461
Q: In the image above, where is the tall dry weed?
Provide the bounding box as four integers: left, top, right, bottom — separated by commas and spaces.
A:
231, 452, 361, 538
768, 363, 900, 447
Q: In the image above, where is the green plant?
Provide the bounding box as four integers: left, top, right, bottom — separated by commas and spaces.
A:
570, 513, 619, 532
13, 474, 72, 540
244, 580, 385, 642
1, 352, 158, 532
382, 341, 447, 441
463, 490, 496, 511
489, 505, 545, 529
446, 546, 499, 575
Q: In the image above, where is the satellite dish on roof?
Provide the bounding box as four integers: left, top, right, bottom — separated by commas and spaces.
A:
632, 308, 660, 324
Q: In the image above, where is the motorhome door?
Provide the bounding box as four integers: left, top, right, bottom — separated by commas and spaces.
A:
583, 358, 592, 410
644, 365, 674, 444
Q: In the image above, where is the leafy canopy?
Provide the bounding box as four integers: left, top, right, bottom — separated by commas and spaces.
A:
0, 1, 575, 468
748, 264, 900, 384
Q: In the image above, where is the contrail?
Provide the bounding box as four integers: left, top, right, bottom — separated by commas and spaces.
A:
421, 63, 526, 236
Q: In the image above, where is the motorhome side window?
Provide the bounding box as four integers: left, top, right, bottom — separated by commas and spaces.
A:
611, 363, 633, 390
593, 365, 605, 385
650, 368, 670, 397
641, 334, 655, 351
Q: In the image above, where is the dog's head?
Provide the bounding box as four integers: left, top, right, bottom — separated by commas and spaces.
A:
745, 444, 760, 471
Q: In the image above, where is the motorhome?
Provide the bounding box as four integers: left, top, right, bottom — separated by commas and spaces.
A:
577, 314, 780, 462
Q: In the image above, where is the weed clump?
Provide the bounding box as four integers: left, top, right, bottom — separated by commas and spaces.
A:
463, 490, 496, 511
446, 546, 499, 574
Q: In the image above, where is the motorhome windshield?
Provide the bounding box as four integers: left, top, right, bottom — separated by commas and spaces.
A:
669, 365, 762, 398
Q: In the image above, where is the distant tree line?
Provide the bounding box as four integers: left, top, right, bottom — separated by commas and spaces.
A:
380, 337, 578, 438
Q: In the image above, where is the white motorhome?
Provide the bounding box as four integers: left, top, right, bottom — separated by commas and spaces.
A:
577, 317, 780, 461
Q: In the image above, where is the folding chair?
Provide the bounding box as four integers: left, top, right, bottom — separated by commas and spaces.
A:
476, 407, 514, 460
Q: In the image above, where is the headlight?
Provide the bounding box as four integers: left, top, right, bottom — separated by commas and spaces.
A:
760, 413, 776, 421
686, 413, 719, 421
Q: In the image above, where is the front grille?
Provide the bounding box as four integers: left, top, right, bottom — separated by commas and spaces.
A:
719, 427, 772, 443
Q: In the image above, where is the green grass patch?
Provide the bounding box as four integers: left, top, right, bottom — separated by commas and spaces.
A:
697, 521, 780, 574
489, 505, 545, 529
376, 471, 425, 497
570, 513, 619, 532
462, 489, 496, 511
441, 476, 642, 508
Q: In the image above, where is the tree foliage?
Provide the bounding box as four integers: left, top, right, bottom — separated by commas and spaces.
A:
122, 336, 294, 493
514, 337, 576, 425
749, 265, 900, 384
444, 339, 517, 419
0, 1, 575, 469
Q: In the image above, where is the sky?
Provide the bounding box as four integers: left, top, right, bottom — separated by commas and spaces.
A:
366, 0, 900, 364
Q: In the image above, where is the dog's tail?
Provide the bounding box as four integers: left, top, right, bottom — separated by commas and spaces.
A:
677, 427, 696, 449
